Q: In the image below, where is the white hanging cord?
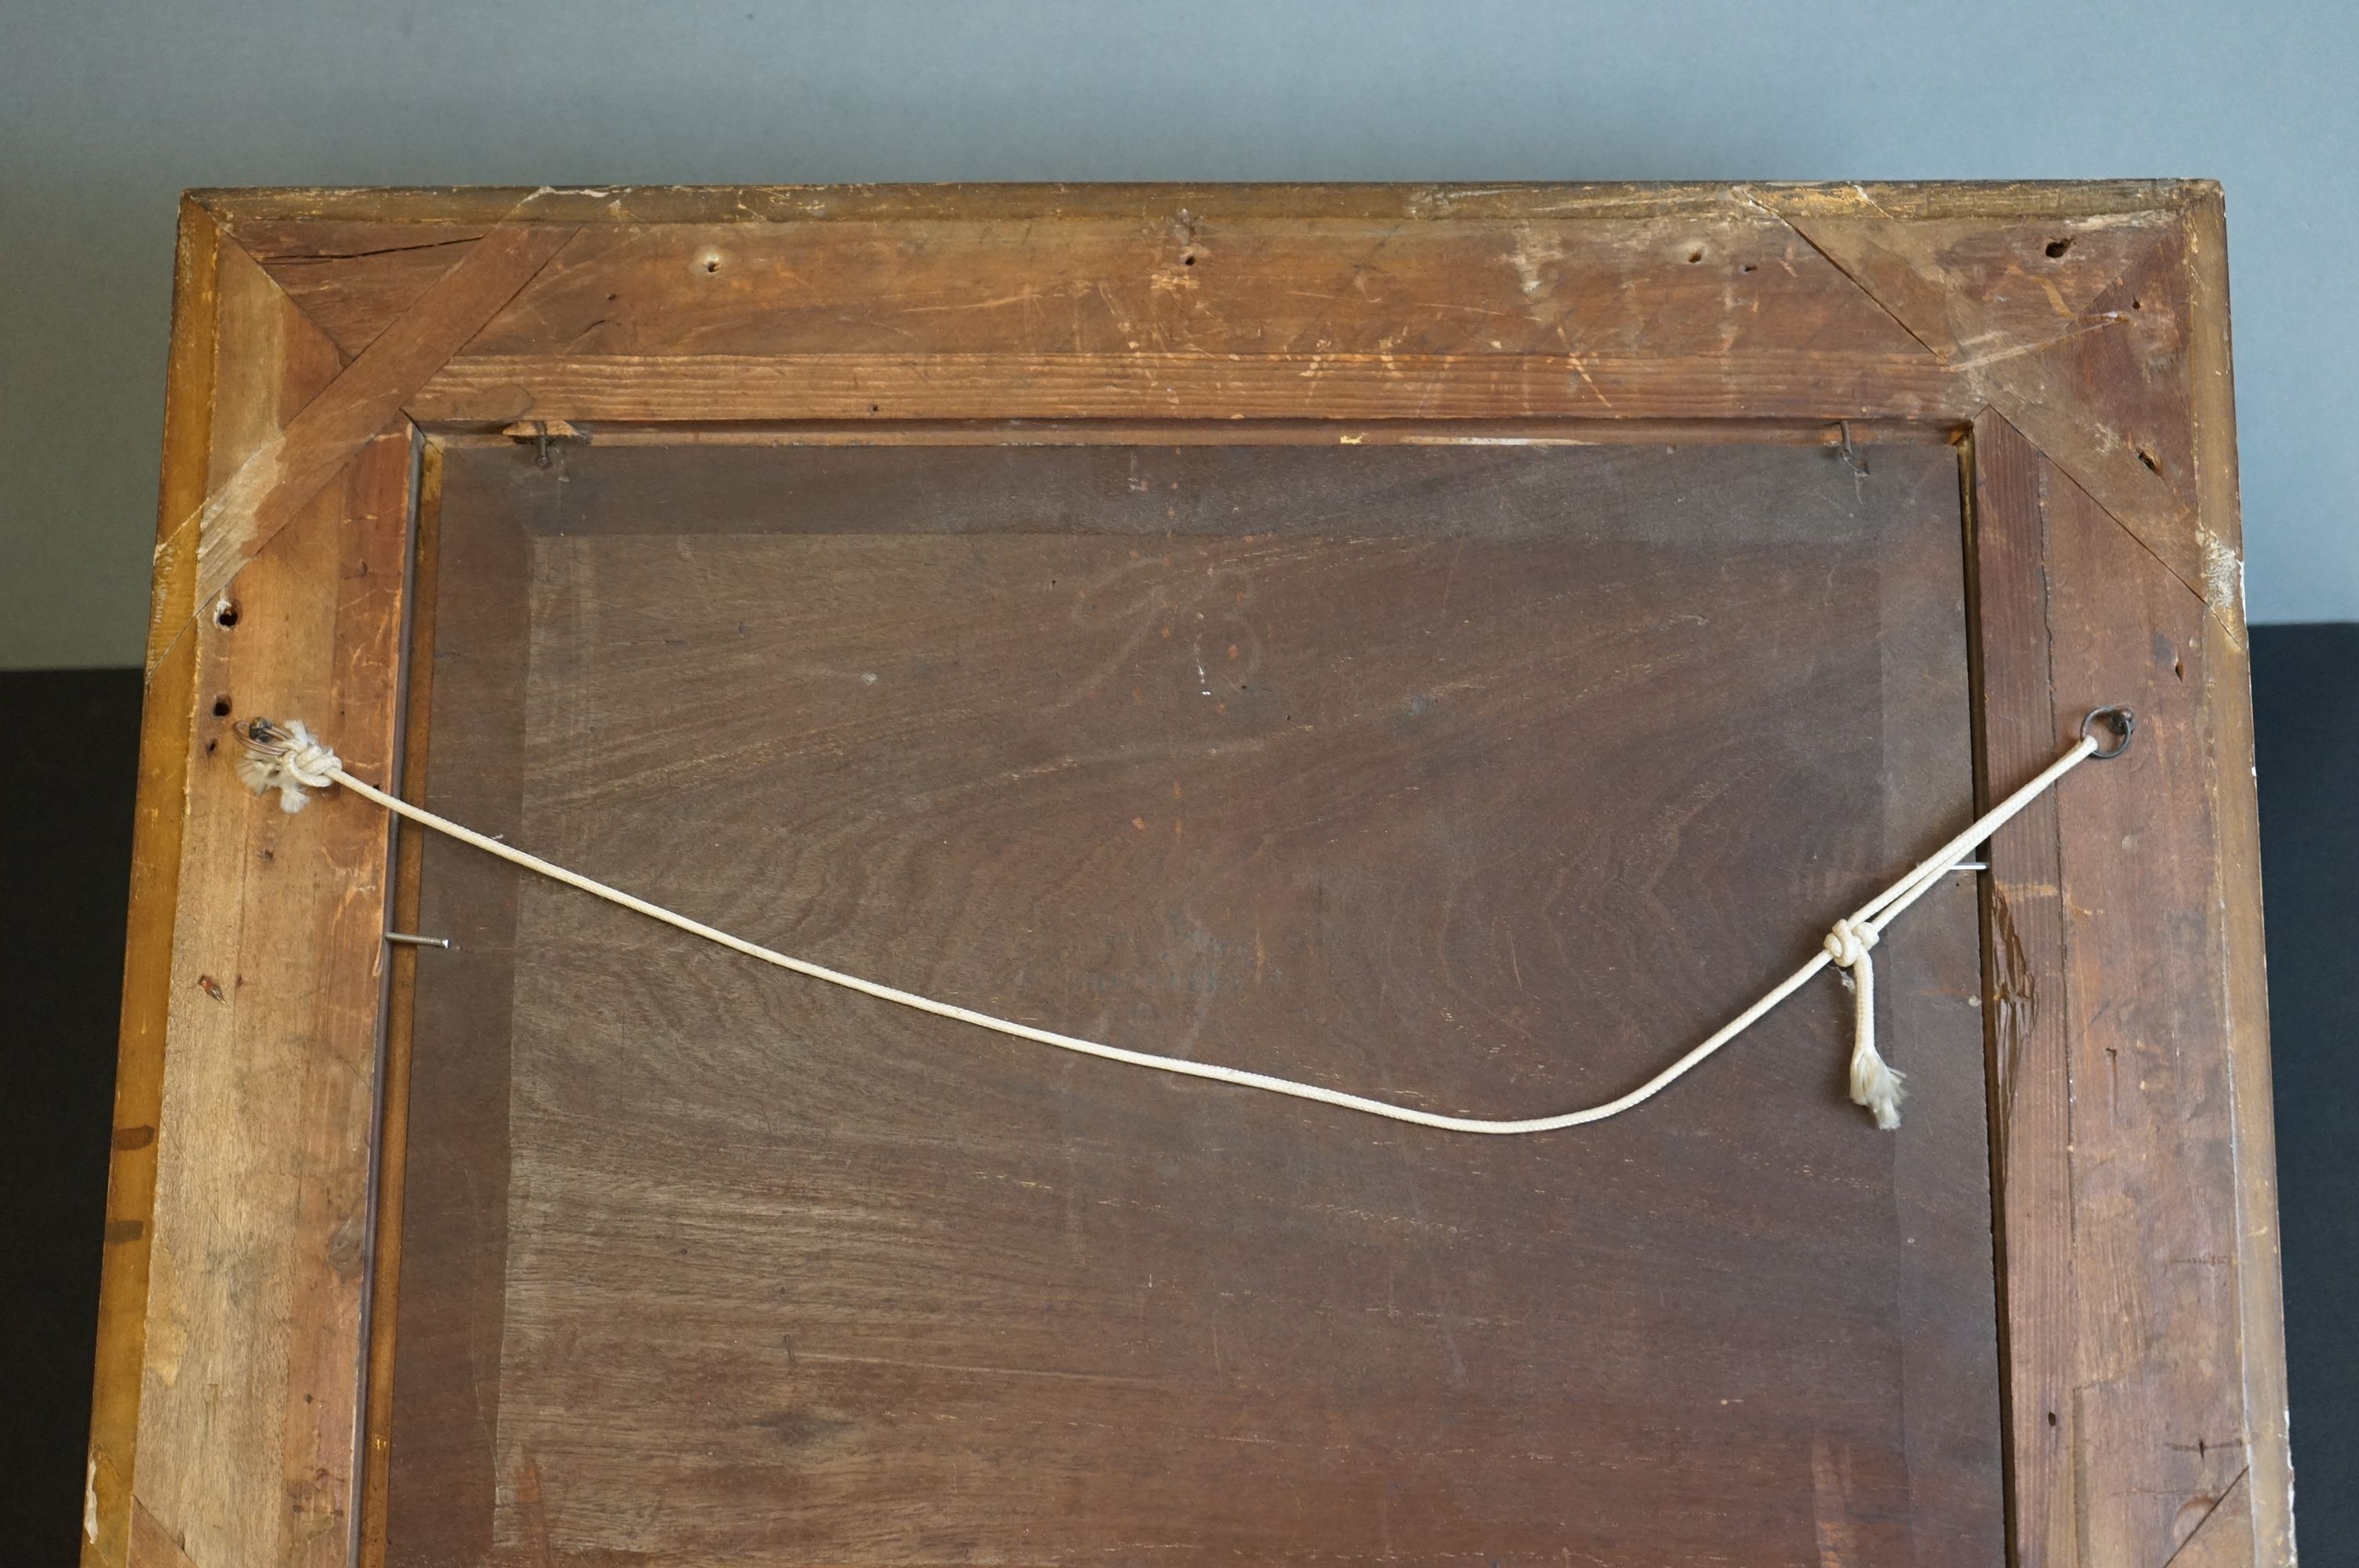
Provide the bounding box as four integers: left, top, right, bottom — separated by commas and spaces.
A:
234, 709, 2134, 1134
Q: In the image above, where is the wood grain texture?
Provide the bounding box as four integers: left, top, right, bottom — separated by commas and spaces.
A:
128, 300, 416, 1568
2183, 187, 2292, 1565
392, 200, 1950, 427
86, 194, 225, 1568
155, 220, 571, 634
2158, 1470, 2257, 1568
1969, 408, 2077, 1568
1973, 404, 2280, 1566
95, 223, 354, 1568
128, 1500, 201, 1568
231, 220, 495, 359
105, 181, 2283, 1567
385, 438, 2001, 1566
406, 349, 1965, 428
458, 212, 1923, 359
1766, 188, 2213, 604
199, 183, 2220, 456
2045, 456, 2248, 1566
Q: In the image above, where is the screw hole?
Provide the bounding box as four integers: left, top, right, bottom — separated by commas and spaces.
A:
1741, 263, 1757, 273
1182, 252, 1196, 266
211, 695, 232, 718
2137, 448, 2162, 475
1688, 249, 1704, 263
2048, 1410, 2059, 1427
868, 404, 880, 414
214, 601, 239, 628
2044, 238, 2074, 259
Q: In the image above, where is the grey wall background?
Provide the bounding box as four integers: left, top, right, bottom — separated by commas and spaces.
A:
4, 0, 2354, 668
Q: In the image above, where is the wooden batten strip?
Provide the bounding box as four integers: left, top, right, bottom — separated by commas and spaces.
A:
1968, 408, 2078, 1568
405, 349, 1968, 427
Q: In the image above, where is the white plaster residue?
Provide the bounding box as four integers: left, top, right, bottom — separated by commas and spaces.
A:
1504, 224, 1565, 301
2201, 528, 2244, 610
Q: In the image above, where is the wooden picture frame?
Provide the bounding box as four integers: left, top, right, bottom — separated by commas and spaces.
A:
91, 182, 2288, 1567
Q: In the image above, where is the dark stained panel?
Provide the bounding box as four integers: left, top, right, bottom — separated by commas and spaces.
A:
386, 437, 2000, 1566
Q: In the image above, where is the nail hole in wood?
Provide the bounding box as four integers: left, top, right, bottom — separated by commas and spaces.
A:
1688, 249, 1704, 263
2044, 238, 2074, 259
214, 600, 239, 628
2138, 448, 2162, 475
212, 695, 232, 717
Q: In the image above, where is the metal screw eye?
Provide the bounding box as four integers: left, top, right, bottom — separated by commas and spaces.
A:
2080, 705, 2136, 759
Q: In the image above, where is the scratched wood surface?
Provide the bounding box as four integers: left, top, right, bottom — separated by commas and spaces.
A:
2044, 456, 2248, 1564
111, 234, 414, 1566
380, 437, 2001, 1565
1972, 410, 2274, 1568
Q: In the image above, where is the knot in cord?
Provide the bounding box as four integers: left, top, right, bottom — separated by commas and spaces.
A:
279, 735, 340, 786
1823, 914, 1903, 1131
215, 713, 2124, 1136
232, 717, 342, 812
1823, 916, 1878, 971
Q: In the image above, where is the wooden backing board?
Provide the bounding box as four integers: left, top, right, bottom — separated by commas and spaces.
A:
384, 435, 1997, 1566
88, 183, 2286, 1567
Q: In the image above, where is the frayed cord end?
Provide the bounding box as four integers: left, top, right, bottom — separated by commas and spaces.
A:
1849, 1043, 1906, 1131
232, 717, 341, 813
